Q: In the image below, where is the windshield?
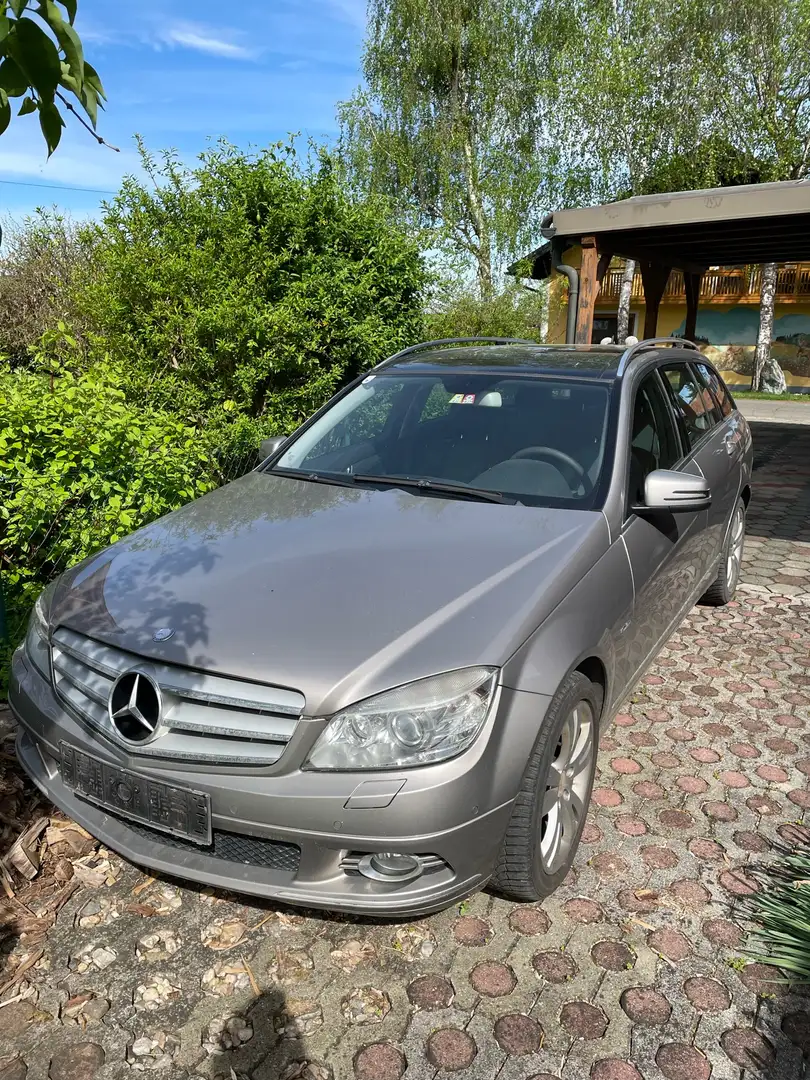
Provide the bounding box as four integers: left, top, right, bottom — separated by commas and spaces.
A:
272, 373, 614, 508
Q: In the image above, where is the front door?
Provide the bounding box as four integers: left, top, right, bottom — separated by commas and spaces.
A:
618, 370, 709, 693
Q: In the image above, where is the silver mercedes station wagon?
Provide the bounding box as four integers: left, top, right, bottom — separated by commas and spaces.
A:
10, 337, 752, 916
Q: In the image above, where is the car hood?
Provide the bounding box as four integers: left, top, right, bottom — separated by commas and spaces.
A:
52, 472, 609, 715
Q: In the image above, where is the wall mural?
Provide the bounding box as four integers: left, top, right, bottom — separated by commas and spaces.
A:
672, 308, 810, 391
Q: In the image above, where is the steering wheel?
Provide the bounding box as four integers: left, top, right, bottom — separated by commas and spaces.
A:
511, 446, 592, 494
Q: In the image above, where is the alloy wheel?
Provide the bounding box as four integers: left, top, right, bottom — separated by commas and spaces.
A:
726, 504, 745, 591
539, 701, 595, 874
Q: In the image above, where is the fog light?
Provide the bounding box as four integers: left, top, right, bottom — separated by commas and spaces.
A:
358, 852, 423, 883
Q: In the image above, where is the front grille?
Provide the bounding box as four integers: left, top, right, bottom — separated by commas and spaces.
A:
125, 819, 301, 872
51, 627, 304, 766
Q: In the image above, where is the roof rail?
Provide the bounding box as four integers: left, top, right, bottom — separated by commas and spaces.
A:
617, 336, 700, 375
376, 336, 537, 369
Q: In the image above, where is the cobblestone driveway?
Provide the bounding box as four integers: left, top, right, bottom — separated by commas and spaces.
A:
1, 421, 809, 1080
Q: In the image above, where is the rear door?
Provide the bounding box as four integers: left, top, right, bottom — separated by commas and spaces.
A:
617, 369, 709, 691
659, 361, 738, 575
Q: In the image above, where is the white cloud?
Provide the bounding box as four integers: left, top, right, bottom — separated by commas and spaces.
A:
158, 22, 256, 60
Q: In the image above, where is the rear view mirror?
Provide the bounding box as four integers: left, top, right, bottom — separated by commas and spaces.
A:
635, 469, 711, 513
260, 435, 287, 460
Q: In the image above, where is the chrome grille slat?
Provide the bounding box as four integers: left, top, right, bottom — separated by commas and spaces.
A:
166, 703, 295, 742
51, 627, 302, 767
52, 654, 111, 707
53, 635, 125, 679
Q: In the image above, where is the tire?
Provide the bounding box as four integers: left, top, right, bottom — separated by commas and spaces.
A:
700, 497, 746, 607
491, 670, 602, 902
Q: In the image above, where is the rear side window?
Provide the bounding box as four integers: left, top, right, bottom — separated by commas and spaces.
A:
660, 363, 717, 448
695, 362, 733, 417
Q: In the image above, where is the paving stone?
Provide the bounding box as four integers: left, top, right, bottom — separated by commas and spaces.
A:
48, 1044, 105, 1080
426, 1029, 477, 1071
532, 950, 578, 983
655, 1043, 712, 1080
564, 898, 604, 923
620, 987, 672, 1025
407, 975, 455, 1009
470, 961, 517, 997
493, 1014, 543, 1054
683, 976, 731, 1012
560, 1001, 609, 1040
508, 906, 550, 935
590, 1061, 643, 1080
453, 915, 493, 945
0, 1059, 27, 1080
591, 941, 635, 972
353, 1043, 405, 1079
648, 928, 692, 962
720, 1028, 776, 1072
781, 1011, 810, 1056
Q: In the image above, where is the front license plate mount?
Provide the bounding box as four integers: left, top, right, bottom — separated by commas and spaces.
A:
60, 742, 212, 846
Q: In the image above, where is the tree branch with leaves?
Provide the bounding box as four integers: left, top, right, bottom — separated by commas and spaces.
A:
0, 0, 110, 155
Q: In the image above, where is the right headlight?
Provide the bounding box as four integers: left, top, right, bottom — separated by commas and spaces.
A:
304, 666, 498, 771
24, 589, 52, 681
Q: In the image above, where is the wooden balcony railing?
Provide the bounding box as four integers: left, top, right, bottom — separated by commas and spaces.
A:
598, 264, 810, 304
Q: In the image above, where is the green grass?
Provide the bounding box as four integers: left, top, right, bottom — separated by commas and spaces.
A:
733, 390, 810, 402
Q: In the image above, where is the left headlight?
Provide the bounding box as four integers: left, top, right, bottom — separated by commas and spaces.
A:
24, 589, 52, 681
305, 667, 498, 771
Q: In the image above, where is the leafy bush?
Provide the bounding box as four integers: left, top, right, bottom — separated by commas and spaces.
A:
75, 140, 428, 425
0, 360, 219, 641
0, 211, 92, 366
427, 276, 547, 341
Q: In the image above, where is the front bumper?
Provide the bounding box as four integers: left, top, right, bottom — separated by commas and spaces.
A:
10, 647, 550, 917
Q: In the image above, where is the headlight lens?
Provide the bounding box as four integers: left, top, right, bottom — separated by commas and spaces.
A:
305, 667, 498, 771
24, 590, 52, 680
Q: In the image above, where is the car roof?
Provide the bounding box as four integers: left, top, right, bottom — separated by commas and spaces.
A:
382, 343, 624, 380
378, 339, 705, 382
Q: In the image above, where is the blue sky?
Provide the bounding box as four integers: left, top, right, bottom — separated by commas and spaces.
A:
0, 0, 366, 223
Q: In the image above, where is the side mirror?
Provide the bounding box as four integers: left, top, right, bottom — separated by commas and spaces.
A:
260, 435, 287, 460
634, 469, 711, 514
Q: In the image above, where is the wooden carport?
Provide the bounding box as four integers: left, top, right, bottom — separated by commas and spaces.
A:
516, 180, 810, 345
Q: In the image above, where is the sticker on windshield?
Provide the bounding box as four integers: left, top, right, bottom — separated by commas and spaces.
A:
450, 393, 476, 404
362, 374, 376, 384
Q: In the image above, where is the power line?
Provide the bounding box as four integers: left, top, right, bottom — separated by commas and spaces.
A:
0, 177, 117, 195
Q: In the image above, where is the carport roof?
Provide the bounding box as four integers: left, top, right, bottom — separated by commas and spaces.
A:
517, 179, 810, 277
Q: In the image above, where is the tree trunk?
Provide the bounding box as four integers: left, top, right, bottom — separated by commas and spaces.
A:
616, 259, 635, 342
462, 134, 493, 297
753, 262, 779, 391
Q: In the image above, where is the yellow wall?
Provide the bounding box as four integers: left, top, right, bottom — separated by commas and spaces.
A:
545, 249, 810, 390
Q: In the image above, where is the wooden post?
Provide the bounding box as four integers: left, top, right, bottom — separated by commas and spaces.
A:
574, 236, 600, 344
683, 271, 703, 343
639, 261, 672, 339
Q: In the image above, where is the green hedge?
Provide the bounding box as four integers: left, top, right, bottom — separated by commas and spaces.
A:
0, 362, 219, 644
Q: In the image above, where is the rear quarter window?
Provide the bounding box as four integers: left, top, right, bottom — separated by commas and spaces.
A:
661, 363, 717, 449
695, 362, 734, 418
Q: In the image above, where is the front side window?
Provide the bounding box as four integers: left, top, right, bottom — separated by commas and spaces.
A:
274, 373, 613, 508
661, 363, 717, 448
629, 373, 682, 506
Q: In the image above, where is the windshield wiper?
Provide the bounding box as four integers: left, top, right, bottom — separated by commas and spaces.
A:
267, 467, 356, 488
351, 474, 510, 504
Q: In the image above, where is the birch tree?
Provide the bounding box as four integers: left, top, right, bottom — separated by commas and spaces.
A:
338, 0, 574, 296
700, 0, 810, 389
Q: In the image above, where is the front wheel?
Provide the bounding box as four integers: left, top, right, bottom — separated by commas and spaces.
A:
700, 497, 746, 606
491, 670, 601, 902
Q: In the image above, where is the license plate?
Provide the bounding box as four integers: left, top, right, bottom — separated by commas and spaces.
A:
60, 743, 212, 845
